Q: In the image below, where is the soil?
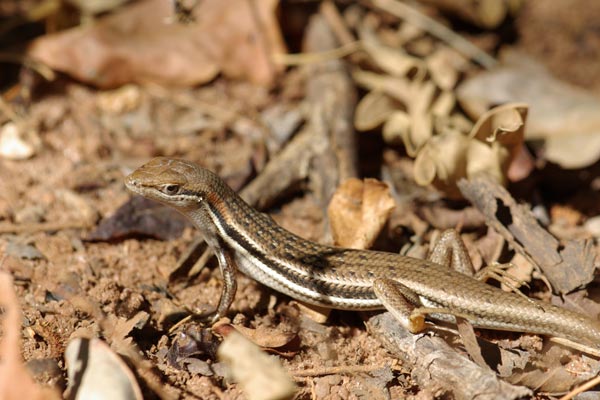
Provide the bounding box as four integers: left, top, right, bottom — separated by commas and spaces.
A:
1, 1, 600, 399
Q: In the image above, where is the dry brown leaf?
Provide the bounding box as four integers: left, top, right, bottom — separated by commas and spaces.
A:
418, 0, 515, 29
414, 129, 469, 197
413, 104, 527, 197
455, 317, 488, 370
466, 103, 528, 184
28, 0, 285, 88
223, 324, 298, 349
425, 47, 466, 90
352, 70, 412, 104
382, 111, 410, 145
103, 311, 150, 355
0, 272, 61, 400
457, 52, 600, 168
355, 91, 399, 131
359, 24, 426, 79
430, 90, 456, 117
328, 178, 395, 249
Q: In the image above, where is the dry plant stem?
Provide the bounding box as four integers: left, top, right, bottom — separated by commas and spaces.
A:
367, 313, 531, 400
239, 127, 316, 209
419, 205, 487, 230
458, 175, 596, 294
321, 1, 356, 45
303, 13, 359, 212
290, 364, 395, 378
273, 42, 361, 66
0, 53, 56, 81
0, 220, 92, 234
559, 374, 600, 400
369, 0, 497, 69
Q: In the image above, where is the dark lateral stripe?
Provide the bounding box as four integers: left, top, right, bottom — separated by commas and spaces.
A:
205, 202, 377, 301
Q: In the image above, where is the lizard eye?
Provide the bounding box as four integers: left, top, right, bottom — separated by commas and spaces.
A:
161, 184, 180, 195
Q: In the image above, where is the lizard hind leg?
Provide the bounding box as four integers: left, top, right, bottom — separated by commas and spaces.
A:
428, 229, 475, 276
373, 278, 426, 333
373, 278, 478, 333
431, 231, 532, 302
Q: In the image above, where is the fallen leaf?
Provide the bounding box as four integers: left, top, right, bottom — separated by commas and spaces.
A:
467, 103, 528, 185
218, 331, 296, 400
413, 103, 527, 198
355, 91, 399, 131
359, 23, 426, 79
328, 178, 395, 249
216, 323, 298, 349
425, 47, 467, 90
28, 0, 285, 88
86, 196, 189, 241
457, 52, 600, 168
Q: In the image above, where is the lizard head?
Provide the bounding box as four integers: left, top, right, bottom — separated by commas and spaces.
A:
125, 157, 221, 211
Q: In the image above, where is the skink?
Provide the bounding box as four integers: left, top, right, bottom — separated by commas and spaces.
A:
125, 157, 600, 348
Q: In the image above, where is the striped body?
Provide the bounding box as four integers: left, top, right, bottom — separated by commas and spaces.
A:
125, 157, 600, 348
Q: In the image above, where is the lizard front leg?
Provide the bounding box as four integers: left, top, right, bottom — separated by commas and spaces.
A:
210, 243, 238, 324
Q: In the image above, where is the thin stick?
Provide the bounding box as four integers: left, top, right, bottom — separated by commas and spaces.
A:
0, 220, 92, 234
559, 374, 600, 400
370, 0, 497, 69
272, 41, 362, 66
290, 363, 396, 378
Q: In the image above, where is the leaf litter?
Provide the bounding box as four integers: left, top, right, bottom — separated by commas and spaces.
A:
1, 0, 600, 399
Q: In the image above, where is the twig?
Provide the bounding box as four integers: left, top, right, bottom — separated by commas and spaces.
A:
290, 363, 396, 378
272, 41, 361, 66
559, 374, 600, 400
0, 220, 92, 234
369, 0, 497, 69
367, 312, 532, 399
320, 1, 356, 45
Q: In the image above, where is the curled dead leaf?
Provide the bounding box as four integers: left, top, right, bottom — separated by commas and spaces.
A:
382, 111, 410, 146
355, 91, 399, 131
457, 53, 600, 168
413, 103, 527, 198
426, 47, 466, 90
328, 178, 395, 249
359, 23, 426, 79
467, 103, 528, 183
414, 129, 469, 198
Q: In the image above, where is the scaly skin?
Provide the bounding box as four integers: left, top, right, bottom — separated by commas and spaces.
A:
125, 157, 600, 348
